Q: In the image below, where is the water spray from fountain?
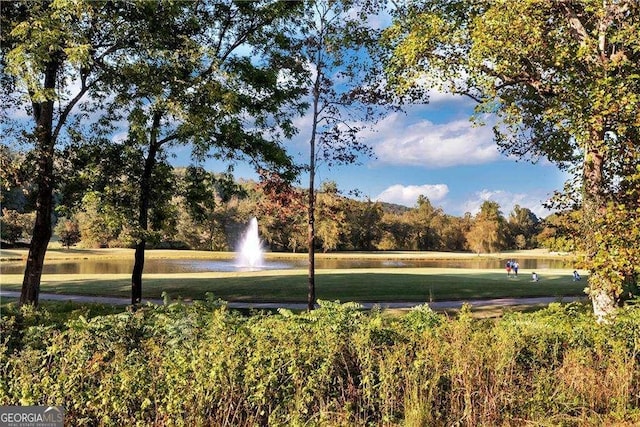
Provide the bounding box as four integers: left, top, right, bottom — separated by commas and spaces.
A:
236, 217, 264, 270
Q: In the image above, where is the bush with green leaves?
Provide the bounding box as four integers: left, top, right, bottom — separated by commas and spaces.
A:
2, 299, 640, 425
0, 208, 34, 245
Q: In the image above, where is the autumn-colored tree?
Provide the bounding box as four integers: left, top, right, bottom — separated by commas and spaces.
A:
0, 208, 34, 245
54, 218, 80, 249
465, 201, 508, 254
315, 182, 348, 252
378, 212, 413, 250
255, 170, 306, 253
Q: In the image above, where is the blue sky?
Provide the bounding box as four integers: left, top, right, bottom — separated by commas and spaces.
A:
174, 3, 568, 221
176, 89, 567, 220
5, 68, 566, 221
4, 5, 566, 221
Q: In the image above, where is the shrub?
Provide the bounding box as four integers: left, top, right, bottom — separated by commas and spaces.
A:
2, 301, 640, 425
0, 208, 34, 244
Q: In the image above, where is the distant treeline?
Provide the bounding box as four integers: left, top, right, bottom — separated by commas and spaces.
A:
1, 156, 576, 253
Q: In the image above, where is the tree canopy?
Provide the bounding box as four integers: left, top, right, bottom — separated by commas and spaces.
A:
1, 0, 308, 305
1, 0, 169, 305
385, 0, 640, 319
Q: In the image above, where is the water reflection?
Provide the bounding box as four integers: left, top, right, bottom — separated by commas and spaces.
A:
0, 256, 570, 275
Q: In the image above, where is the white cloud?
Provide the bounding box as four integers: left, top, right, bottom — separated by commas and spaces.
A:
375, 183, 449, 207
425, 88, 469, 105
370, 112, 499, 168
461, 189, 552, 219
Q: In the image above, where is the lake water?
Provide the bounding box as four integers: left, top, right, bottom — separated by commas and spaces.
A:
0, 257, 571, 275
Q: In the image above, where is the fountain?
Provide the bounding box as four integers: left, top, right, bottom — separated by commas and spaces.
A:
236, 217, 264, 270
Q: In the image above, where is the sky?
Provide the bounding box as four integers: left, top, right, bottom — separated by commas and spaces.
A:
3, 5, 567, 221
4, 58, 566, 222
176, 6, 568, 221
175, 89, 568, 220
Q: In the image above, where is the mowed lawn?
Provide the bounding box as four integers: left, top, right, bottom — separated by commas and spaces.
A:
0, 267, 586, 303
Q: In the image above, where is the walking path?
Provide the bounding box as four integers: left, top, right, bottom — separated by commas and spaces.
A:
0, 290, 585, 310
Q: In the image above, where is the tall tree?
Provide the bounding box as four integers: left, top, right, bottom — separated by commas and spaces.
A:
296, 0, 400, 310
406, 195, 443, 250
466, 201, 508, 254
537, 210, 582, 253
176, 167, 245, 250
385, 0, 640, 319
256, 170, 307, 252
345, 198, 383, 251
315, 181, 348, 252
438, 215, 468, 252
98, 1, 306, 305
378, 212, 413, 250
1, 1, 157, 306
508, 205, 541, 249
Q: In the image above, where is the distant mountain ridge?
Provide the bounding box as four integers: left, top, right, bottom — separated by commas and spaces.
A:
379, 201, 411, 215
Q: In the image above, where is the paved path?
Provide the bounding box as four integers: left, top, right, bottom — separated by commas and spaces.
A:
0, 290, 586, 310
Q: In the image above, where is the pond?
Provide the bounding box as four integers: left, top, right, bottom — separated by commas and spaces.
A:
0, 256, 571, 275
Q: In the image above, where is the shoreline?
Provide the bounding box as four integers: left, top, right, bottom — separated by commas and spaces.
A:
1, 246, 572, 262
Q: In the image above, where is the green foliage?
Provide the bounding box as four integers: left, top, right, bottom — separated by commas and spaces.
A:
53, 217, 80, 248
74, 192, 128, 248
0, 208, 34, 244
402, 303, 442, 332
172, 167, 248, 251
0, 144, 33, 211
585, 200, 640, 300
55, 169, 553, 252
3, 301, 640, 425
537, 211, 581, 253
508, 204, 542, 249
466, 200, 509, 253
385, 0, 640, 313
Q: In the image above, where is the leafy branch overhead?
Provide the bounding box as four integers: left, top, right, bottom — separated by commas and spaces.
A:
385, 0, 640, 319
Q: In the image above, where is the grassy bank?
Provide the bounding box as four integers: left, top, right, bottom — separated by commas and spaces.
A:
0, 247, 581, 302
0, 268, 585, 303
2, 300, 639, 425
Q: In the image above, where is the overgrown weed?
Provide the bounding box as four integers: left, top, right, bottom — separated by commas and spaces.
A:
1, 300, 640, 425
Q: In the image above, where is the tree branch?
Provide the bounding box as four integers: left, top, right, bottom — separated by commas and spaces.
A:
52, 71, 95, 143
556, 0, 590, 45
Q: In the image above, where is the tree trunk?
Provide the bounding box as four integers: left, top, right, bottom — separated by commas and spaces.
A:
582, 132, 616, 321
307, 63, 321, 311
131, 239, 146, 305
307, 125, 317, 310
308, 174, 316, 311
590, 281, 617, 321
19, 59, 59, 307
20, 149, 54, 306
131, 113, 161, 305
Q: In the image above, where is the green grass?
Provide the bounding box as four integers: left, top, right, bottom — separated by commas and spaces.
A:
0, 267, 586, 303
1, 248, 583, 304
